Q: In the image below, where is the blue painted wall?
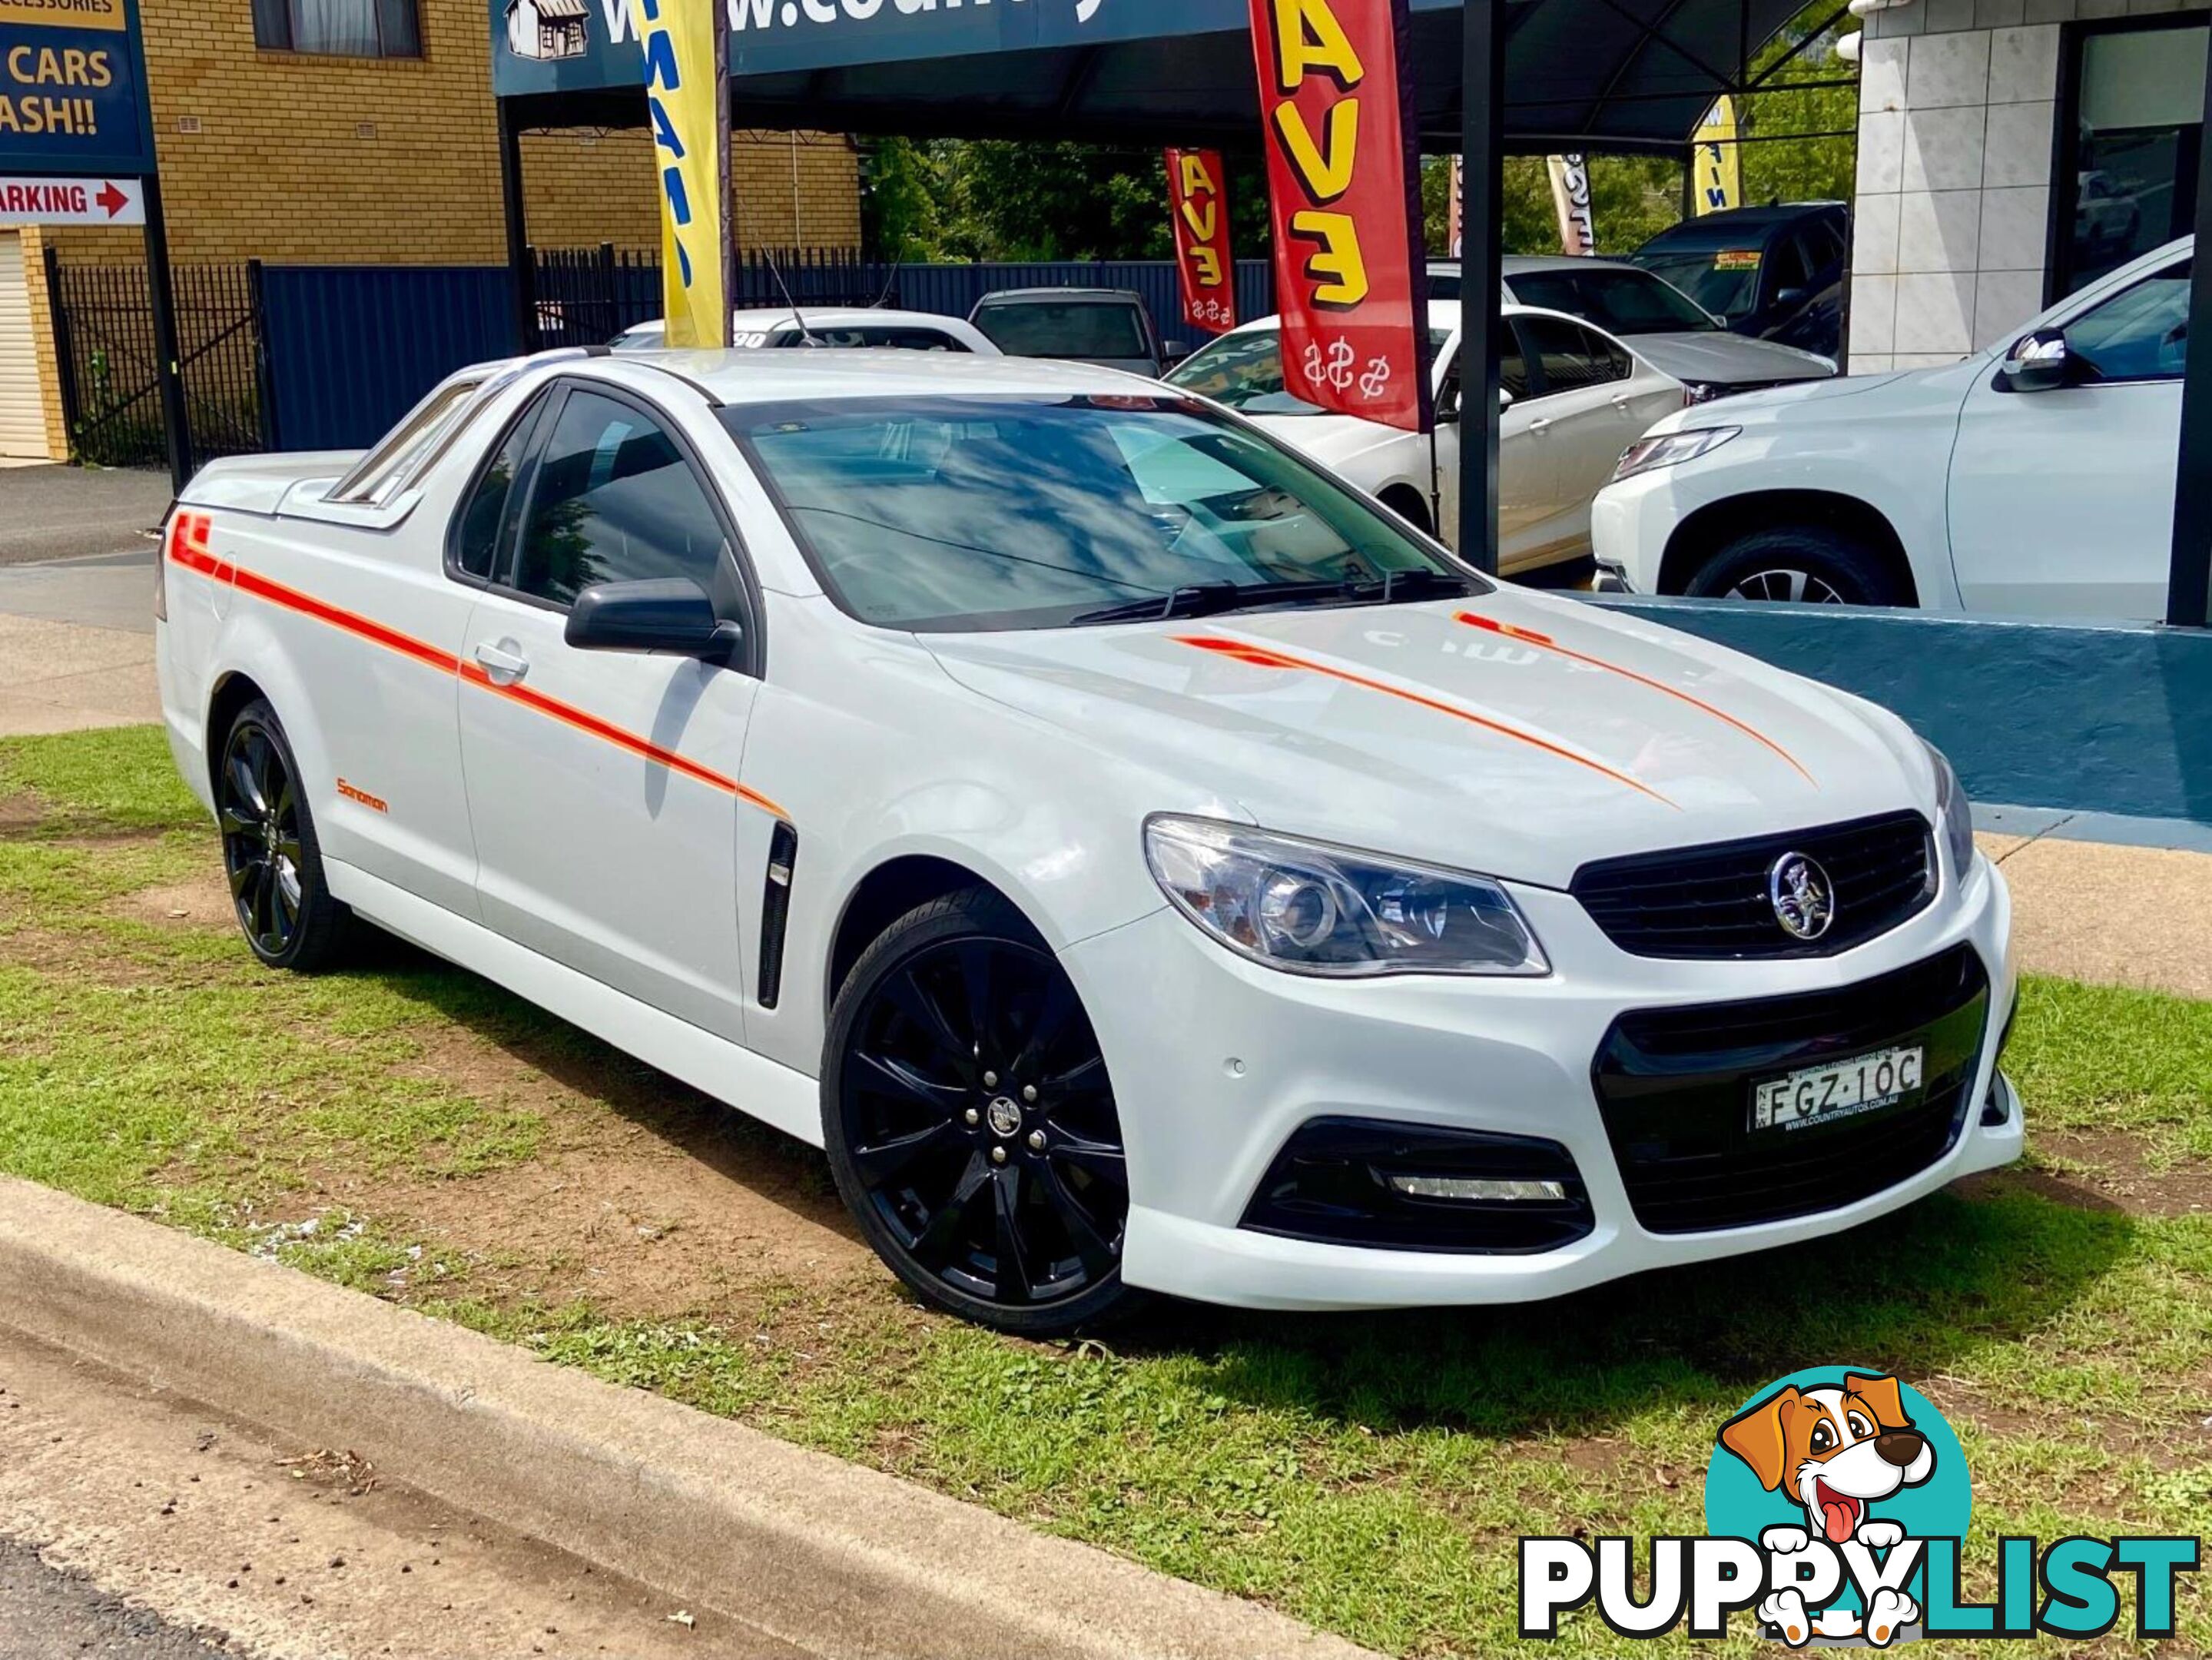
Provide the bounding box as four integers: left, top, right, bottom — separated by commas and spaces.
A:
1590, 596, 2212, 825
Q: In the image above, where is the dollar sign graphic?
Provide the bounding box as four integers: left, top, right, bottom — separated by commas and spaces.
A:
1358, 356, 1392, 400
1302, 340, 1325, 384
1325, 339, 1355, 390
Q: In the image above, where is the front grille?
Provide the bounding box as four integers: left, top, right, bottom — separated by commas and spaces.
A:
1592, 945, 1989, 1234
1572, 811, 1935, 960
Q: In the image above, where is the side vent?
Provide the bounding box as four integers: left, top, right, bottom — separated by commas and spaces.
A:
757, 821, 798, 1010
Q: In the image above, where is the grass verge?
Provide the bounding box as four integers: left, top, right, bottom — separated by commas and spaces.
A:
2, 726, 2208, 1657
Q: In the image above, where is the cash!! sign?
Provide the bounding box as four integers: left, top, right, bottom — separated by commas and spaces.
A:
0, 0, 155, 181
1165, 148, 1235, 336
1246, 0, 1429, 432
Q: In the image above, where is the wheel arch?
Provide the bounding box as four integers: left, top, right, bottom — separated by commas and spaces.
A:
1657, 490, 1920, 606
824, 852, 1046, 1021
1375, 481, 1434, 535
204, 669, 272, 798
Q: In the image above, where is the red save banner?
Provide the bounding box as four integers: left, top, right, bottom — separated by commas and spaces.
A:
1165, 148, 1237, 335
1246, 0, 1431, 432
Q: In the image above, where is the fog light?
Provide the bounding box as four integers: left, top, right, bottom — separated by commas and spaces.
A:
1388, 1174, 1570, 1203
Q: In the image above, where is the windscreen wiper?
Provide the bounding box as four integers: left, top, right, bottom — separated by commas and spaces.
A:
1070, 580, 1339, 626
1336, 567, 1479, 604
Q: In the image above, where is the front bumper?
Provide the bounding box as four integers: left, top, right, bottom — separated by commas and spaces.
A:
1061, 855, 2018, 1311
1589, 465, 1701, 597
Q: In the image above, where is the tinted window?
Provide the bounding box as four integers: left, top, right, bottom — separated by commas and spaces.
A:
1503, 267, 1717, 334
1768, 232, 1815, 298
513, 390, 729, 607
2067, 259, 2191, 382
971, 300, 1149, 359
453, 407, 537, 582
1521, 316, 1628, 397
726, 395, 1474, 632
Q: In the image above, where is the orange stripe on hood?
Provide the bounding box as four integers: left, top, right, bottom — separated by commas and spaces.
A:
1175, 632, 1678, 808
1454, 609, 1816, 787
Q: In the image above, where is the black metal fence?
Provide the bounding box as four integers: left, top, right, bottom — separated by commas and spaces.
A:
45, 253, 270, 472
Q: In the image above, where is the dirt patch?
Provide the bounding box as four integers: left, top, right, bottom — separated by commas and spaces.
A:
2004, 1128, 2212, 1218
297, 1009, 880, 1320
0, 792, 41, 834
104, 869, 235, 930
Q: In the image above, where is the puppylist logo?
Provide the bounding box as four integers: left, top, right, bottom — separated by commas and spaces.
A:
1521, 1367, 2200, 1646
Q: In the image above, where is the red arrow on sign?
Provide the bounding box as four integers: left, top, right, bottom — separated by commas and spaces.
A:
96, 181, 128, 218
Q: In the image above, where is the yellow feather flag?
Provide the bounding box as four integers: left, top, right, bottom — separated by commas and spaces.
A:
1691, 96, 1739, 217
628, 0, 728, 348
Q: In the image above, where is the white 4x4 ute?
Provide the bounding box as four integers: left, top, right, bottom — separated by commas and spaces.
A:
1592, 237, 2191, 619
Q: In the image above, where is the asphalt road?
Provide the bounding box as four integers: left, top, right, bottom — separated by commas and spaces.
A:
0, 1538, 228, 1658
0, 465, 172, 567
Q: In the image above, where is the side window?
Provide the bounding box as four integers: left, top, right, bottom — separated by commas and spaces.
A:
451, 399, 542, 583
1766, 233, 1815, 300
2065, 259, 2192, 383
1520, 316, 1615, 397
1499, 324, 1530, 400
861, 327, 967, 352
512, 390, 731, 607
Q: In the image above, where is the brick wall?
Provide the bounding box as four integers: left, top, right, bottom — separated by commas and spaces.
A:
19, 0, 860, 459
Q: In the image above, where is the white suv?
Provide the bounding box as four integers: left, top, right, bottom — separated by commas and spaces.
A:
1592, 237, 2191, 619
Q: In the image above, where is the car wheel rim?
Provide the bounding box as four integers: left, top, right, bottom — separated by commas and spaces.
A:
842, 935, 1126, 1310
219, 722, 303, 958
1727, 567, 1847, 605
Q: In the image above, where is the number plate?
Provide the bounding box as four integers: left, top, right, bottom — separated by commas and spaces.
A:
1751, 1045, 1925, 1133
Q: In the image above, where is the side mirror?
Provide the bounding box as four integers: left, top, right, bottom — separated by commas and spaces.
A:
1436, 380, 1461, 422
1998, 327, 2074, 393
565, 577, 739, 658
1775, 285, 1811, 309
1498, 386, 1514, 409
1162, 339, 1189, 362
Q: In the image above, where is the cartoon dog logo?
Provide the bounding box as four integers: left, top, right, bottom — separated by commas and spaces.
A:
1719, 1373, 1935, 1647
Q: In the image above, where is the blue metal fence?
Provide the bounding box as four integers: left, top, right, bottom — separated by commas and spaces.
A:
260, 265, 515, 452
251, 255, 1276, 454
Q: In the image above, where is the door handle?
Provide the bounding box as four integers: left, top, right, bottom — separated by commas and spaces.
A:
1527, 416, 1551, 433
1610, 393, 1633, 409
473, 639, 529, 686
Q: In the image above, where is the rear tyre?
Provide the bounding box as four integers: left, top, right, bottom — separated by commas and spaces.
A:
823, 887, 1135, 1336
216, 700, 352, 972
1684, 524, 1905, 606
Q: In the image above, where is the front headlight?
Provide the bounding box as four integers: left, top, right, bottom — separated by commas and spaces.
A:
1612, 426, 1739, 483
1925, 741, 1975, 881
1142, 815, 1549, 977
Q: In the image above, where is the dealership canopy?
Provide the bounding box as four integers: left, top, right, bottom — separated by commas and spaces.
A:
492, 0, 1819, 154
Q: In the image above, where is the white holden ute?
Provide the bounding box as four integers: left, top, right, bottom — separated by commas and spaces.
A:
156, 346, 2021, 1334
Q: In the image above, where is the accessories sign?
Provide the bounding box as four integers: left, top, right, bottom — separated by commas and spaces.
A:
0, 0, 154, 178
1245, 0, 1431, 433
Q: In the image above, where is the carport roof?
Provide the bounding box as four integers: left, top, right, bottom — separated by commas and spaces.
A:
494, 0, 1823, 153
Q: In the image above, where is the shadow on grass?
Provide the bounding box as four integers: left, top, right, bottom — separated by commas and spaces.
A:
1141, 1186, 2137, 1441
323, 931, 2134, 1446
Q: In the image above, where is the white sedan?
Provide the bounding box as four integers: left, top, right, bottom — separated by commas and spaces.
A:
609, 307, 1000, 354
156, 347, 2019, 1333
1592, 237, 2191, 617
1165, 300, 1683, 573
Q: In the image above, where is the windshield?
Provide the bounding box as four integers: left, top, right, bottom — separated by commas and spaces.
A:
1627, 244, 1767, 321
1504, 266, 1718, 334
970, 300, 1147, 359
725, 394, 1479, 632
1166, 327, 1455, 415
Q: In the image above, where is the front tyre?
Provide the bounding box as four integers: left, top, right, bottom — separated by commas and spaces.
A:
217, 700, 351, 972
1684, 523, 1905, 606
823, 887, 1133, 1336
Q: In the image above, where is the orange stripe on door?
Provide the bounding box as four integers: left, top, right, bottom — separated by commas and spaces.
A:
1174, 633, 1678, 808
1454, 609, 1816, 786
167, 539, 788, 823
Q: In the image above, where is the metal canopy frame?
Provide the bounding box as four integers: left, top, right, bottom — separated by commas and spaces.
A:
492, 0, 2212, 625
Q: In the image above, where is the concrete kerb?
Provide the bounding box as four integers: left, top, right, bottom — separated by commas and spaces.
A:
0, 1174, 1376, 1660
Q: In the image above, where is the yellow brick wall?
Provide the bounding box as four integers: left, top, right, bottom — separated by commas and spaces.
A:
36, 0, 858, 264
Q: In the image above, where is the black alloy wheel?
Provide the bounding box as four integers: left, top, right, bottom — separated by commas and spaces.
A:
217, 702, 350, 971
824, 888, 1133, 1335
